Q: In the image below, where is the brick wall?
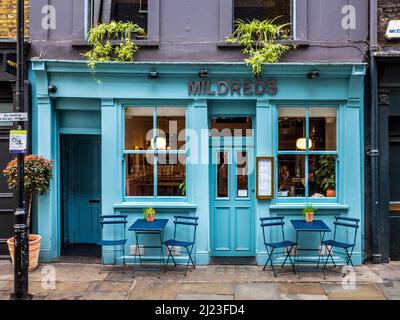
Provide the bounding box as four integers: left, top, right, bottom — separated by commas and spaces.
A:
0, 0, 29, 39
378, 0, 400, 47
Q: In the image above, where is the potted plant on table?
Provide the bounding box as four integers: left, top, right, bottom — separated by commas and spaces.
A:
3, 155, 53, 271
143, 207, 156, 222
303, 205, 315, 223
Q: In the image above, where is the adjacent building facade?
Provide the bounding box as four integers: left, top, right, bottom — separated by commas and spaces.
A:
27, 1, 369, 265
0, 0, 30, 257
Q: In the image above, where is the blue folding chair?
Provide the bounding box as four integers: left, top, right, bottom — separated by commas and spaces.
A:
97, 214, 128, 273
260, 216, 297, 277
163, 216, 199, 276
322, 216, 359, 276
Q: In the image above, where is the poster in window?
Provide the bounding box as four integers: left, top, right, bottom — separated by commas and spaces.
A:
256, 157, 274, 200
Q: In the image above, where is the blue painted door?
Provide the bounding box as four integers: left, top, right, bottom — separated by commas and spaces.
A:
70, 137, 101, 244
210, 144, 255, 256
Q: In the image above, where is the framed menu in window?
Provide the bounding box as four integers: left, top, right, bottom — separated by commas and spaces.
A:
256, 157, 274, 200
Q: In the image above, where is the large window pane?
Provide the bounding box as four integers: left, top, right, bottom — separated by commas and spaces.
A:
126, 153, 154, 196
309, 108, 337, 151
278, 154, 305, 197
157, 153, 186, 197
125, 107, 153, 150
234, 0, 291, 36
309, 155, 336, 198
279, 108, 306, 151
157, 107, 186, 150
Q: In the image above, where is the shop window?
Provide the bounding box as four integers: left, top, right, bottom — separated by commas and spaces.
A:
233, 0, 292, 36
124, 106, 186, 198
277, 106, 337, 199
91, 0, 148, 36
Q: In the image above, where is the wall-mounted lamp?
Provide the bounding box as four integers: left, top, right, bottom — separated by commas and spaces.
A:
198, 69, 209, 78
148, 71, 159, 79
48, 85, 57, 93
307, 71, 320, 79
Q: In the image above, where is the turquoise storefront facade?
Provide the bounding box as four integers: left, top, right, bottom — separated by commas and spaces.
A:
29, 60, 366, 266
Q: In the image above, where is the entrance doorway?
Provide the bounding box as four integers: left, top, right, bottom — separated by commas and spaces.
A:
61, 135, 101, 258
210, 144, 255, 257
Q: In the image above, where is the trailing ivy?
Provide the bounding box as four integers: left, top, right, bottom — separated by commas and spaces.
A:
226, 18, 296, 78
82, 21, 145, 70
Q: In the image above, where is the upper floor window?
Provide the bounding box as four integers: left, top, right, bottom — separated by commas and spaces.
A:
91, 0, 148, 36
234, 0, 292, 36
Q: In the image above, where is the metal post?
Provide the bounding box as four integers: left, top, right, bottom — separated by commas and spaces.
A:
10, 0, 31, 300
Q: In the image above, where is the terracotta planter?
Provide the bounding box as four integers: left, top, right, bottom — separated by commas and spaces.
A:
305, 212, 314, 223
146, 215, 154, 222
326, 189, 336, 198
7, 234, 41, 272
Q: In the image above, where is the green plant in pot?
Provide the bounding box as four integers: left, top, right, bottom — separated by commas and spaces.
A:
3, 155, 53, 271
179, 180, 186, 196
315, 155, 336, 197
225, 17, 296, 78
302, 205, 315, 223
143, 207, 156, 222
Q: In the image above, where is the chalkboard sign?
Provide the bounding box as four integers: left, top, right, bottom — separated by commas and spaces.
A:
256, 157, 274, 200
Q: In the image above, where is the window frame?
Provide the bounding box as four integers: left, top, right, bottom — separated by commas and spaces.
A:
122, 105, 188, 201
228, 0, 296, 39
85, 0, 160, 41
275, 103, 341, 204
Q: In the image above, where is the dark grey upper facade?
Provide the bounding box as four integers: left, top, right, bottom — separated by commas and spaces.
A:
29, 0, 369, 62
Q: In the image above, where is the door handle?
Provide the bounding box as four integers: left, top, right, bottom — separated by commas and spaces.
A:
89, 199, 101, 204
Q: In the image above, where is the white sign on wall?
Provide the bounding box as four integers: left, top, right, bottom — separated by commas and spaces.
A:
386, 20, 400, 40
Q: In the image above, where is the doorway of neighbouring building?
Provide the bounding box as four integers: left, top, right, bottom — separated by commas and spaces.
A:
60, 135, 101, 260
389, 117, 400, 260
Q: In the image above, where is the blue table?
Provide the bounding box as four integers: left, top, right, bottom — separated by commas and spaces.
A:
290, 220, 331, 277
128, 218, 169, 277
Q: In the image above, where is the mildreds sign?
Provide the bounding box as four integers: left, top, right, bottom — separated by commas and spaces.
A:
188, 79, 278, 96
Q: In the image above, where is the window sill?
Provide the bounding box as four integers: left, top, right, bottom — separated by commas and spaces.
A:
71, 40, 160, 48
114, 202, 197, 210
217, 39, 310, 48
269, 203, 349, 212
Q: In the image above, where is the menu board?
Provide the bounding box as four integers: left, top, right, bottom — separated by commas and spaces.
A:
256, 157, 274, 200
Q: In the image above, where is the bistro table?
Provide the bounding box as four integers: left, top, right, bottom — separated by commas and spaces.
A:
290, 219, 331, 278
128, 218, 169, 278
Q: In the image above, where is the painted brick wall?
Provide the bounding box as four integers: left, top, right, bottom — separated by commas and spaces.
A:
0, 0, 29, 38
378, 0, 400, 47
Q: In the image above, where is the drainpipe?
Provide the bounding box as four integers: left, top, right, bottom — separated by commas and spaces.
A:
368, 0, 382, 264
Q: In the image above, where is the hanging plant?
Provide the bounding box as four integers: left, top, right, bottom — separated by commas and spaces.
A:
82, 21, 145, 70
226, 18, 296, 78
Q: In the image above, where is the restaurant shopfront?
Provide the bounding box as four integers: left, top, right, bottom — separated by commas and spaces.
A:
30, 61, 366, 265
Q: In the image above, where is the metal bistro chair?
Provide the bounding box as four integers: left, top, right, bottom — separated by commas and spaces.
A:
97, 214, 128, 273
322, 216, 360, 276
163, 216, 199, 276
260, 216, 297, 277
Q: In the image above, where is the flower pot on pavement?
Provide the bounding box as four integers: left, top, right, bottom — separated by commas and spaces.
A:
7, 234, 42, 272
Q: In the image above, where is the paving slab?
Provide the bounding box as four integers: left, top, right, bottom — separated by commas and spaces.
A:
322, 284, 386, 300
129, 279, 181, 300
234, 283, 279, 300
85, 281, 133, 293
176, 294, 234, 300
280, 294, 328, 300
28, 281, 90, 295
377, 281, 400, 300
0, 281, 12, 292
368, 262, 400, 281
45, 292, 127, 300
180, 282, 234, 295
278, 283, 326, 296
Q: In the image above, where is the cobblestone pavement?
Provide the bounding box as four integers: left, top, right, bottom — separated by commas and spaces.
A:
0, 260, 399, 300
